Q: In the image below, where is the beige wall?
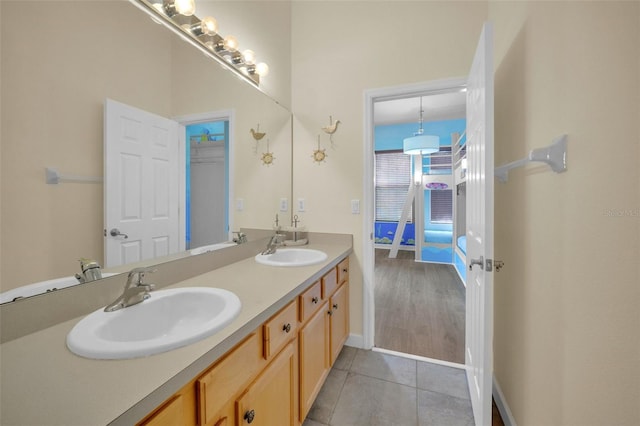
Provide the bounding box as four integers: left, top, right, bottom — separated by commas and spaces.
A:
490, 1, 640, 424
1, 1, 173, 290
291, 1, 488, 336
0, 1, 292, 291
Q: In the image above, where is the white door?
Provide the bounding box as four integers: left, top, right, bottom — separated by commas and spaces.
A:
104, 99, 181, 267
465, 23, 494, 426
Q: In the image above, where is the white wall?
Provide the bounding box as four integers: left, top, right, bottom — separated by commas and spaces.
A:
490, 1, 640, 424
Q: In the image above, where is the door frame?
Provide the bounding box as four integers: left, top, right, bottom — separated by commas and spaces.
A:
362, 78, 467, 351
173, 109, 236, 244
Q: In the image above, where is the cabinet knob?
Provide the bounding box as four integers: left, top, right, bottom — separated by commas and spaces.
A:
311, 296, 319, 304
342, 268, 348, 273
244, 409, 255, 424
283, 323, 292, 333
327, 310, 333, 316
333, 303, 339, 310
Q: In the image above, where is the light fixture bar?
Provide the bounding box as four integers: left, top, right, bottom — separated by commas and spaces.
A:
128, 0, 261, 88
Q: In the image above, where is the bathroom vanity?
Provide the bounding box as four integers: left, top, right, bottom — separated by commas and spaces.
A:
0, 234, 352, 426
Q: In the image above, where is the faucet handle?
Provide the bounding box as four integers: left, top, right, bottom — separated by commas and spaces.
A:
126, 267, 157, 286
233, 231, 247, 243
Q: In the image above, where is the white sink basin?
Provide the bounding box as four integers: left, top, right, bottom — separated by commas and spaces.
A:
190, 242, 236, 255
0, 273, 118, 304
255, 248, 328, 267
66, 287, 241, 359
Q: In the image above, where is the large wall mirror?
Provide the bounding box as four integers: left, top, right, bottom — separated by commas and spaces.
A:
0, 0, 292, 303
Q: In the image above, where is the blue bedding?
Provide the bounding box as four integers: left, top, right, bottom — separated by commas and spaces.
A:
457, 235, 466, 254
424, 230, 453, 244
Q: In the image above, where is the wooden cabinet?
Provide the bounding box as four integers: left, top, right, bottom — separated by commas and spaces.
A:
299, 262, 350, 422
140, 255, 350, 426
139, 394, 186, 426
236, 341, 297, 426
299, 298, 330, 420
263, 301, 297, 360
329, 281, 349, 365
196, 332, 265, 426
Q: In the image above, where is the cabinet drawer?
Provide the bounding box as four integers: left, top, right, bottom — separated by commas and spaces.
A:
299, 281, 322, 323
337, 257, 349, 285
263, 301, 297, 360
139, 394, 184, 426
197, 332, 264, 426
321, 267, 338, 299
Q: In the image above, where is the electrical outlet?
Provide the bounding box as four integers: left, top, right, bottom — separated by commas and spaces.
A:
298, 198, 306, 212
236, 198, 244, 211
351, 199, 360, 214
280, 198, 288, 212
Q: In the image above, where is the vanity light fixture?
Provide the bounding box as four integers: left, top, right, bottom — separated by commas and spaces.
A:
163, 0, 195, 17
129, 0, 269, 87
403, 97, 439, 155
189, 16, 218, 36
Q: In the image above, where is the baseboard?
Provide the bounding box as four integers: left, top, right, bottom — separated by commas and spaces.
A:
493, 376, 517, 426
345, 333, 364, 349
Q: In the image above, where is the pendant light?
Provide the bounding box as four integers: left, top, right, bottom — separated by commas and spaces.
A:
403, 97, 439, 155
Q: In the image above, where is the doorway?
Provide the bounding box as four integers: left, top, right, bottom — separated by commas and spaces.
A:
185, 120, 229, 250
364, 79, 468, 366
174, 110, 235, 251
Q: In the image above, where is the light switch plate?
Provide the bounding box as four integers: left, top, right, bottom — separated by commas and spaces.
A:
280, 198, 288, 212
236, 198, 244, 211
351, 199, 360, 214
298, 198, 306, 212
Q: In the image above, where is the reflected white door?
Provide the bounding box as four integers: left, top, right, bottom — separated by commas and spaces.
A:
104, 99, 181, 267
465, 23, 494, 426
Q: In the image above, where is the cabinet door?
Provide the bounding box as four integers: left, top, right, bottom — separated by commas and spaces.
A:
299, 300, 330, 421
329, 283, 349, 366
236, 342, 296, 426
139, 395, 184, 426
197, 332, 264, 426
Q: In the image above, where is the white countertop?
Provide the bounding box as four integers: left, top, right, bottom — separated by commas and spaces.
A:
0, 239, 352, 426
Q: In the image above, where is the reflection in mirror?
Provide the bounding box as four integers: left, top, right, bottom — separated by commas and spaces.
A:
0, 1, 292, 303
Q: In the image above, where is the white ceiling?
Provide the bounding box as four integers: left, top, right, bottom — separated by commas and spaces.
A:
373, 90, 466, 126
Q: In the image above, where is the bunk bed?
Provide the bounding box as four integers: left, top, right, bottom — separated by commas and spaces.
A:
453, 131, 467, 283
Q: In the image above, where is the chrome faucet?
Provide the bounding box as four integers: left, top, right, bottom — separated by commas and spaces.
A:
104, 267, 156, 312
261, 233, 285, 255
233, 231, 248, 244
75, 258, 103, 284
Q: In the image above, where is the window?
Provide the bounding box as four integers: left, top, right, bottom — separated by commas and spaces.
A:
431, 190, 453, 223
375, 151, 412, 222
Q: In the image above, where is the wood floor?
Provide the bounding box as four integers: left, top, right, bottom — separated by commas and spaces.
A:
374, 248, 466, 364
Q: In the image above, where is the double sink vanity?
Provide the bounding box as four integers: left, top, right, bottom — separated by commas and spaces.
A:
0, 233, 352, 426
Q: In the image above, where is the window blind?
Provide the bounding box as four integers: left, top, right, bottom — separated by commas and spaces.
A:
375, 151, 412, 222
431, 189, 453, 223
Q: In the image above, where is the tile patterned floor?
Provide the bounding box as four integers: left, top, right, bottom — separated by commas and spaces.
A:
303, 346, 474, 426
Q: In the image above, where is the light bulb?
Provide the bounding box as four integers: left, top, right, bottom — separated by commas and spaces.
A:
223, 35, 239, 52
174, 0, 195, 16
255, 62, 269, 77
242, 49, 256, 65
200, 16, 218, 35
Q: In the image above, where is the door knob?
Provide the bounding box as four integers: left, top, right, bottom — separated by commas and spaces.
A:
469, 256, 484, 270
109, 228, 128, 239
